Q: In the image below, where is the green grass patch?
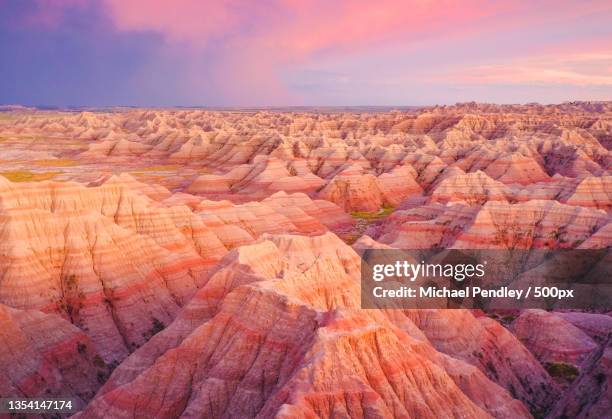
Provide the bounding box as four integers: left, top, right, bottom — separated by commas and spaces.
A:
545, 362, 579, 382
344, 204, 396, 244
1, 170, 61, 182
351, 204, 395, 221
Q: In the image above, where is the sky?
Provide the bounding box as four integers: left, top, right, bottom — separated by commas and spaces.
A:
1, 0, 611, 107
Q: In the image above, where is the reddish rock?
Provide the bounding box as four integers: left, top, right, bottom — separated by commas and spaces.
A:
0, 304, 105, 411
511, 310, 598, 365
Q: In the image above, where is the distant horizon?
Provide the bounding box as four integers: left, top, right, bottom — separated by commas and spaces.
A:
2, 100, 611, 112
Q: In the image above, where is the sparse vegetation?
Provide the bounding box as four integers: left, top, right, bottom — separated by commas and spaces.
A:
150, 317, 165, 335
96, 371, 107, 384
93, 354, 112, 384
485, 360, 499, 379
142, 317, 166, 340
1, 170, 60, 182
493, 223, 534, 249
64, 274, 78, 289
350, 204, 395, 221
345, 204, 396, 244
549, 228, 562, 241
544, 361, 579, 382
77, 341, 88, 355
57, 274, 85, 322
93, 355, 106, 369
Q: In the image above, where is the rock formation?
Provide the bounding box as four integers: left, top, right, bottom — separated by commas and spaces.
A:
0, 102, 610, 417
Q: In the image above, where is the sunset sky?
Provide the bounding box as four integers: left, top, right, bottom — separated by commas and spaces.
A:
1, 0, 611, 107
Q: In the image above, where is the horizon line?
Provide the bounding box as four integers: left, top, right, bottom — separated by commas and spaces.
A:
2, 100, 611, 112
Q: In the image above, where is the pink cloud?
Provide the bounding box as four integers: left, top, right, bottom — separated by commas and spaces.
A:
18, 1, 612, 61
102, 0, 516, 54
100, 0, 526, 104
445, 53, 612, 86
101, 1, 611, 57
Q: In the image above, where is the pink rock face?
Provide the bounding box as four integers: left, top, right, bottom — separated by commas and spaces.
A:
0, 103, 610, 418
0, 304, 106, 409
431, 171, 512, 204
483, 152, 551, 185
76, 233, 530, 419
566, 176, 612, 210
454, 200, 608, 249
0, 177, 228, 363
403, 309, 560, 413
556, 312, 612, 341
319, 170, 385, 211
0, 179, 351, 367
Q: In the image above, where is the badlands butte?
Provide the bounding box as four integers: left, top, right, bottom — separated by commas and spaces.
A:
0, 102, 610, 419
